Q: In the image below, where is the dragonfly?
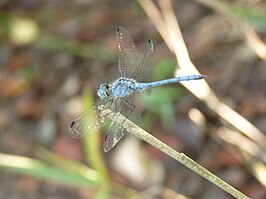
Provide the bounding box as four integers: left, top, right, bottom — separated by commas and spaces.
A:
69, 26, 206, 152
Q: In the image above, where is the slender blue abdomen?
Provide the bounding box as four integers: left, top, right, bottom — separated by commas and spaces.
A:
135, 75, 205, 92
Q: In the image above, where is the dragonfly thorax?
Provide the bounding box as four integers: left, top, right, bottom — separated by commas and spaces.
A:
110, 77, 137, 98
97, 77, 137, 99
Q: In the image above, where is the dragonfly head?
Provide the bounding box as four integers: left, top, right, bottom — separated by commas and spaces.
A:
97, 83, 109, 99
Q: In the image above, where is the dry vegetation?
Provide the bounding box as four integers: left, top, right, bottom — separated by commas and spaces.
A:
0, 0, 265, 198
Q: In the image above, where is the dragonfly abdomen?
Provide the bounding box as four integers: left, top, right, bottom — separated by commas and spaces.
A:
135, 75, 206, 91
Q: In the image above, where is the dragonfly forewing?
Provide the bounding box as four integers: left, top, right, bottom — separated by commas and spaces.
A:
69, 101, 109, 138
116, 26, 138, 77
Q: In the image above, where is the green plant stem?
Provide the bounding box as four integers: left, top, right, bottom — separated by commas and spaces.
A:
100, 107, 250, 199
82, 88, 109, 185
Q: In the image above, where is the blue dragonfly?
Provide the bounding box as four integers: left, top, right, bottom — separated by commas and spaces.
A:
69, 26, 206, 152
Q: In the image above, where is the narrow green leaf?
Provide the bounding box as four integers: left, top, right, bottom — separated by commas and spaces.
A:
0, 153, 99, 187
82, 88, 109, 185
196, 0, 266, 32
37, 147, 101, 183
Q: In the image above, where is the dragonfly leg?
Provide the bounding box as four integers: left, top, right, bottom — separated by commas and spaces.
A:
97, 98, 114, 109
112, 100, 120, 112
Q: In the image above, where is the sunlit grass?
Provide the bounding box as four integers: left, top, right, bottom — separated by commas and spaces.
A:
82, 88, 110, 185
0, 153, 100, 187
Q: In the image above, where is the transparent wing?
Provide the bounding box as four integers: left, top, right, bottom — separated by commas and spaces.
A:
102, 98, 135, 152
132, 39, 153, 95
69, 100, 109, 138
116, 26, 138, 78
128, 93, 143, 120
103, 121, 125, 152
132, 39, 153, 82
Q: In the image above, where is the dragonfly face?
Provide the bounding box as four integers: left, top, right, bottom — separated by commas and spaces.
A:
97, 83, 110, 99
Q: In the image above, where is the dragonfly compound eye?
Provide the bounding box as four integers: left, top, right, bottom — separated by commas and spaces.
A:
97, 83, 109, 99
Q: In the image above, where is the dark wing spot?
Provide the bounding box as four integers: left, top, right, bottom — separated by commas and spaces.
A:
70, 121, 75, 128
148, 38, 152, 43
116, 27, 121, 32
104, 134, 108, 141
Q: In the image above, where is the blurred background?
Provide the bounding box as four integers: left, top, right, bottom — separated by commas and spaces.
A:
0, 0, 266, 198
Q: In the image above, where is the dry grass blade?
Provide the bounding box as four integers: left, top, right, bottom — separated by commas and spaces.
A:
138, 0, 266, 196
217, 128, 266, 164
241, 151, 266, 187
99, 107, 250, 199
136, 0, 172, 52
218, 130, 266, 187
138, 0, 266, 149
190, 109, 266, 187
242, 24, 266, 61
